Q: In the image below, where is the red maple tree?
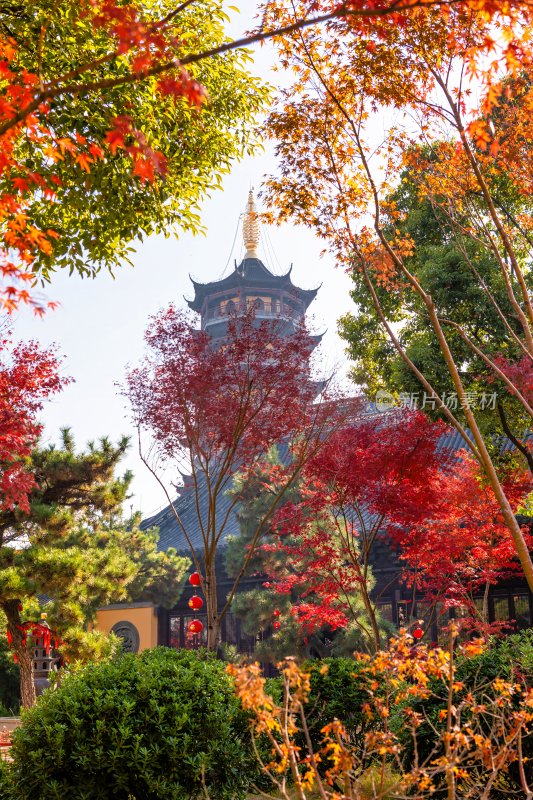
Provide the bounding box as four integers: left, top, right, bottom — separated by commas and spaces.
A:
125, 305, 348, 649
396, 454, 533, 632
265, 411, 532, 647
266, 410, 447, 650
493, 355, 533, 410
0, 333, 67, 512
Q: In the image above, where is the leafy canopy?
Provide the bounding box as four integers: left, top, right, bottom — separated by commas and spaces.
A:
0, 331, 67, 513
0, 428, 190, 663
339, 158, 533, 470
125, 305, 343, 648
261, 0, 533, 592
0, 0, 269, 310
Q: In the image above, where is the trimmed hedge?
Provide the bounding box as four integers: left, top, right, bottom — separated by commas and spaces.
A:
3, 647, 261, 800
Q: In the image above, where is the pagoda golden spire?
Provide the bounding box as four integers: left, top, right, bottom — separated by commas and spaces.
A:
242, 189, 260, 258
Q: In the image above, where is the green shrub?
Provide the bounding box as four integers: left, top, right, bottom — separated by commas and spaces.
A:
303, 657, 375, 750
0, 757, 10, 800
3, 647, 261, 800
267, 656, 377, 759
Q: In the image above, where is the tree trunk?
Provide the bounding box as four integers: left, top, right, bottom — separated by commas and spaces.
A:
367, 602, 381, 652
423, 302, 533, 596
17, 646, 35, 710
204, 560, 221, 651
207, 617, 222, 651
357, 581, 381, 652
3, 599, 36, 709
482, 581, 491, 626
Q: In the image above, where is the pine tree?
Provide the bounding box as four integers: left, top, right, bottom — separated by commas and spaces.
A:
225, 453, 312, 661
0, 428, 190, 708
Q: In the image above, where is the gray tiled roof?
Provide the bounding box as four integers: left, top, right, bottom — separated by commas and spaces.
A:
142, 415, 492, 555
142, 480, 241, 553
142, 436, 293, 552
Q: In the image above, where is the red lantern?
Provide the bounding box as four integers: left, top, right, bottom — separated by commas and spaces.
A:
188, 619, 204, 634
188, 595, 203, 611
273, 621, 281, 630
412, 627, 424, 640
273, 609, 281, 617
189, 572, 201, 587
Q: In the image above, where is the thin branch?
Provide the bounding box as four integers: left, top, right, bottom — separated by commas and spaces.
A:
497, 400, 533, 475
432, 68, 533, 345
37, 23, 46, 92
136, 426, 201, 574
360, 259, 479, 457
0, 0, 500, 139
439, 316, 533, 418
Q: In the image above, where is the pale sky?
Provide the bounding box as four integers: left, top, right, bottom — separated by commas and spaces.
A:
12, 5, 356, 517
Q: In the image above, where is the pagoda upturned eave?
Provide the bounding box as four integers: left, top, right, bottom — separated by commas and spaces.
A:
185, 257, 320, 314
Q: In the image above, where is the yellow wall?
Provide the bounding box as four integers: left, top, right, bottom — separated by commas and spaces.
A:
95, 603, 158, 651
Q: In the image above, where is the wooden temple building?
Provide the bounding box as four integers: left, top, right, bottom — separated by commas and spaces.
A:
95, 193, 533, 655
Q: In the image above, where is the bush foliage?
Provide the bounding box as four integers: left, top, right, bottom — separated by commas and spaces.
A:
267, 656, 378, 757
2, 647, 261, 800
232, 631, 533, 800
395, 629, 533, 796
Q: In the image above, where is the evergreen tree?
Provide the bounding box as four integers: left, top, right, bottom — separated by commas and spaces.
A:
338, 159, 532, 471
0, 611, 19, 714
0, 429, 189, 708
225, 452, 311, 661
226, 454, 389, 662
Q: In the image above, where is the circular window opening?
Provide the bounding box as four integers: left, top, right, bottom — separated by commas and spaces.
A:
111, 620, 140, 653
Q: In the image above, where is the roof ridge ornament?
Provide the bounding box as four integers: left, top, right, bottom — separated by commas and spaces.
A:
242, 189, 260, 258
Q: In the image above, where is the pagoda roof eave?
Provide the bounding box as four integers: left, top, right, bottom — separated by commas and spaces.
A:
310, 329, 326, 347
298, 286, 320, 309
185, 294, 202, 313
187, 260, 320, 310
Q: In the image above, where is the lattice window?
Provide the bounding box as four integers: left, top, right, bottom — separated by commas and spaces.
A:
493, 596, 510, 621
513, 594, 531, 630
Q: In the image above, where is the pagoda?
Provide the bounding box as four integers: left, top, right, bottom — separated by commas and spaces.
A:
185, 191, 320, 340
141, 191, 323, 558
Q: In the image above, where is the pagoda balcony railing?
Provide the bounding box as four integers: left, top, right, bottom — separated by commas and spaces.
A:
203, 302, 303, 323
